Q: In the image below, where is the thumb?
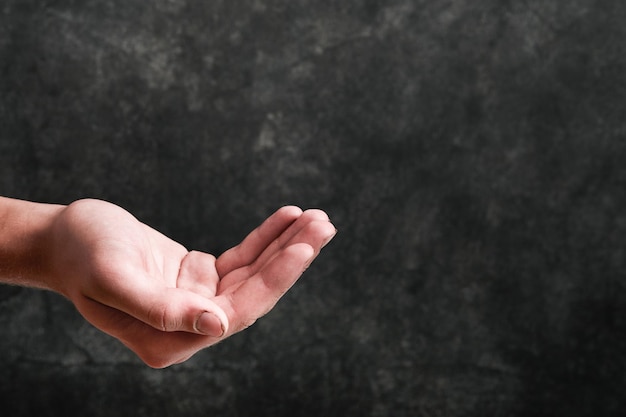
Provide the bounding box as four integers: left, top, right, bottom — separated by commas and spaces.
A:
80, 280, 230, 337
143, 288, 230, 336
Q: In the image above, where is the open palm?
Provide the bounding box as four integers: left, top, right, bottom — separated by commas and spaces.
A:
49, 200, 335, 368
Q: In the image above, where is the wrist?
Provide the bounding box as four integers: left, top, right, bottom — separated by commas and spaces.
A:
0, 197, 66, 291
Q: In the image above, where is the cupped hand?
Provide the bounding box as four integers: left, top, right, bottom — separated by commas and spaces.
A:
48, 199, 336, 368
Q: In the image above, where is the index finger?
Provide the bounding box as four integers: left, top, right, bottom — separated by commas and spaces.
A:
215, 242, 315, 335
215, 206, 302, 277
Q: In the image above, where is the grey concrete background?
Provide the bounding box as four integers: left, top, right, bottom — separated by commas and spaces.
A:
2, 0, 626, 416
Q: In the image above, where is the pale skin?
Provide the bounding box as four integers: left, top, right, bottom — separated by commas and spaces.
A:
0, 196, 336, 368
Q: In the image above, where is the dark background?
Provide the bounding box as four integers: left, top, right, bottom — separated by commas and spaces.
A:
1, 0, 626, 416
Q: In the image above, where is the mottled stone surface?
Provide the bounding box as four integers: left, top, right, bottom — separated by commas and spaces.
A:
2, 0, 626, 415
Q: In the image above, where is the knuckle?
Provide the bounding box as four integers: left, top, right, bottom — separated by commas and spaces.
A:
148, 302, 176, 332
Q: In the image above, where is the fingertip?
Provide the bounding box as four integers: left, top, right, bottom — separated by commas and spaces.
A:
300, 219, 337, 248
301, 208, 330, 222
194, 311, 226, 337
322, 225, 337, 248
276, 205, 303, 220
194, 298, 230, 336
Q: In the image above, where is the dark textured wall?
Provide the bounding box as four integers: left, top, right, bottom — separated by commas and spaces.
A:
2, 0, 626, 416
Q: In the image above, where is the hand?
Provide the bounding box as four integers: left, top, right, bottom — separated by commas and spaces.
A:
48, 199, 336, 368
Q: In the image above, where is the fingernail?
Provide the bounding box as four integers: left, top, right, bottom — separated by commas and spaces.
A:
195, 312, 225, 337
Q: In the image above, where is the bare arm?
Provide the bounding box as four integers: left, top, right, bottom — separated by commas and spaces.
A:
0, 196, 64, 289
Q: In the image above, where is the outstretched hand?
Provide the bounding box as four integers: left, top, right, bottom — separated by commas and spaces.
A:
48, 200, 336, 368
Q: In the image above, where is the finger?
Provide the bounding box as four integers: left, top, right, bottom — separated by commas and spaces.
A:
215, 206, 302, 277
176, 250, 220, 299
245, 210, 333, 274
217, 218, 336, 292
215, 243, 315, 336
83, 268, 229, 337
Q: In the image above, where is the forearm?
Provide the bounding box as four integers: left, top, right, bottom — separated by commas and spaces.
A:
0, 196, 65, 290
